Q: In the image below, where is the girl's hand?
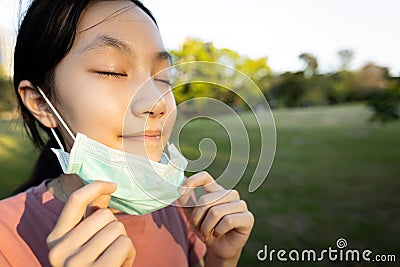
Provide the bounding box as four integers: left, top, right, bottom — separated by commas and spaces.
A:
46, 175, 136, 267
178, 172, 254, 266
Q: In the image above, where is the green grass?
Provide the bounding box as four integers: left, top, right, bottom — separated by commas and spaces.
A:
1, 104, 399, 266
0, 119, 39, 196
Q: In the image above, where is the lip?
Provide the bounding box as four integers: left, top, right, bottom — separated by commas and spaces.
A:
120, 130, 162, 143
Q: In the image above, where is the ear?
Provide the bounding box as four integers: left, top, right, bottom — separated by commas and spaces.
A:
18, 80, 58, 128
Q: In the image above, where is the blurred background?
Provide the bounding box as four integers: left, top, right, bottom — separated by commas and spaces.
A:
1, 0, 399, 266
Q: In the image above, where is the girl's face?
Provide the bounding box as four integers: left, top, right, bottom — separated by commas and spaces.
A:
53, 0, 176, 162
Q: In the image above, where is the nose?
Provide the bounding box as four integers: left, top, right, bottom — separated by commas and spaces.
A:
130, 80, 167, 118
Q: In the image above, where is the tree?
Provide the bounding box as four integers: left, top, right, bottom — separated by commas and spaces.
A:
169, 38, 272, 111
0, 77, 15, 113
299, 53, 318, 78
367, 78, 400, 123
337, 49, 354, 71
352, 63, 389, 100
269, 72, 306, 107
327, 70, 354, 104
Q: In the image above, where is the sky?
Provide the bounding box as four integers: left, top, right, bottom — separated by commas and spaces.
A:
1, 0, 399, 75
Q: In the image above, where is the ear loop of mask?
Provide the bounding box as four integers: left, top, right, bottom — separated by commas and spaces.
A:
36, 86, 75, 150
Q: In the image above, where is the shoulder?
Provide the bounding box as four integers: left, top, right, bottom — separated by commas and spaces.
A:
0, 180, 62, 237
0, 192, 28, 226
0, 192, 36, 266
0, 181, 49, 223
0, 182, 60, 267
0, 189, 34, 242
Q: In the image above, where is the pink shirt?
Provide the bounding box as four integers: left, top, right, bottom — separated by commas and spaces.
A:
0, 181, 206, 266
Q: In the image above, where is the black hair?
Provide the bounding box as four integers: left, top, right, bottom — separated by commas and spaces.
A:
13, 0, 157, 192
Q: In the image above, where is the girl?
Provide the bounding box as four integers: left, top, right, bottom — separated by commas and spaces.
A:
0, 0, 254, 266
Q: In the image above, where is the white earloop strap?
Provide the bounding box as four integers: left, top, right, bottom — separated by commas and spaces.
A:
51, 128, 65, 151
36, 86, 76, 141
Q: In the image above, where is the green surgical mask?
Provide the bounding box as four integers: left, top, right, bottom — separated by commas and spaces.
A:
38, 87, 188, 215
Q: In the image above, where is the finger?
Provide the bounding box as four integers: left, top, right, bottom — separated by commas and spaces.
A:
199, 200, 248, 241
68, 220, 128, 266
177, 171, 223, 211
179, 171, 223, 195
48, 180, 117, 244
191, 189, 240, 228
213, 211, 255, 238
86, 194, 112, 217
64, 208, 116, 251
93, 235, 136, 267
48, 208, 116, 266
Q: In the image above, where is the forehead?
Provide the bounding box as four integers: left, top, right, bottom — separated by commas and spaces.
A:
72, 0, 163, 53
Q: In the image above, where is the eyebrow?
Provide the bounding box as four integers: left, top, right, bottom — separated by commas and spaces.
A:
78, 34, 173, 64
79, 34, 131, 55
156, 50, 173, 64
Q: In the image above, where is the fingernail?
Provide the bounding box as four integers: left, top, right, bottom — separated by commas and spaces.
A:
109, 182, 117, 189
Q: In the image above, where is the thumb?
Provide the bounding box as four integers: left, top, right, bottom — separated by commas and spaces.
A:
85, 192, 112, 217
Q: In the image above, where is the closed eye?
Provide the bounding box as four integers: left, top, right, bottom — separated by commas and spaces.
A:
96, 71, 127, 79
154, 78, 172, 87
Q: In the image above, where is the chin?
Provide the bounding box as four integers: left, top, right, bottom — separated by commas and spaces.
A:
149, 154, 162, 163
145, 147, 163, 162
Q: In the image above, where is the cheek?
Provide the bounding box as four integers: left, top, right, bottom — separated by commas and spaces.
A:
166, 93, 177, 123
162, 94, 177, 136
54, 70, 127, 135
